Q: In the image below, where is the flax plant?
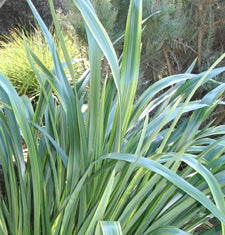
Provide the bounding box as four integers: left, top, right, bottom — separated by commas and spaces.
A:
0, 0, 225, 234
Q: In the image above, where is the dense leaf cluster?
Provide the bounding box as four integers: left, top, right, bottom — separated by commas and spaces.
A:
0, 0, 224, 234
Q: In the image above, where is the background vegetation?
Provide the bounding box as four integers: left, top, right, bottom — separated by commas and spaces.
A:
0, 26, 88, 100
59, 0, 225, 86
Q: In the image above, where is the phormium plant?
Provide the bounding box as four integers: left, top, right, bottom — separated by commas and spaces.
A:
0, 0, 225, 234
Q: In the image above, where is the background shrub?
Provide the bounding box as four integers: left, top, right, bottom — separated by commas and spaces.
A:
58, 0, 225, 83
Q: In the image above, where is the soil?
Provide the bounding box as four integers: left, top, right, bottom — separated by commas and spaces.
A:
0, 0, 66, 36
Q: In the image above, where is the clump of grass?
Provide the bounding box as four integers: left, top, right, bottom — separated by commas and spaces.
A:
0, 25, 88, 100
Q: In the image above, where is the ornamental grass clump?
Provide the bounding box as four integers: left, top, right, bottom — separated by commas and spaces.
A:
0, 0, 225, 234
0, 26, 88, 100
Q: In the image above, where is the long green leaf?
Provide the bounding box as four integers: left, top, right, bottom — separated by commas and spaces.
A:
72, 0, 121, 97
120, 0, 142, 135
104, 154, 225, 224
95, 221, 123, 235
78, 169, 115, 235
59, 162, 94, 234
147, 226, 191, 235
0, 72, 41, 235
